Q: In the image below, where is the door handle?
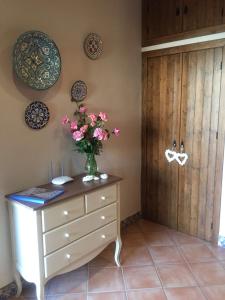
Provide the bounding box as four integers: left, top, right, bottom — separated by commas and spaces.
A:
180, 141, 184, 152
176, 7, 180, 16
183, 5, 188, 15
172, 140, 177, 150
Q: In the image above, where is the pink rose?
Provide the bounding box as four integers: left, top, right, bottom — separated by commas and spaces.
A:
90, 121, 96, 127
88, 113, 97, 123
113, 128, 120, 136
103, 131, 108, 141
99, 112, 108, 122
70, 120, 78, 130
80, 124, 88, 133
72, 130, 84, 141
93, 128, 108, 141
79, 106, 87, 113
61, 115, 70, 125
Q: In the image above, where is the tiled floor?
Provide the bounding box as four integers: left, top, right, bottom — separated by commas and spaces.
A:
10, 219, 225, 300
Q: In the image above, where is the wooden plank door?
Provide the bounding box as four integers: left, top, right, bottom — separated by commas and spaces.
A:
182, 0, 223, 32
178, 47, 223, 241
142, 53, 182, 228
142, 0, 182, 45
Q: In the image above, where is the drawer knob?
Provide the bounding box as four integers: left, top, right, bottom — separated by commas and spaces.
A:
101, 196, 106, 200
101, 234, 106, 239
66, 254, 71, 259
63, 210, 69, 216
64, 233, 70, 238
101, 216, 106, 220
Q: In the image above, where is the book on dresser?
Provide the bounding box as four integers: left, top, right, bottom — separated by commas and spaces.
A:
7, 187, 64, 204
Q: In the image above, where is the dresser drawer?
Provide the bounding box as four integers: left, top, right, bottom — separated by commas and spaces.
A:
43, 203, 117, 255
44, 221, 117, 278
85, 184, 117, 213
42, 196, 84, 232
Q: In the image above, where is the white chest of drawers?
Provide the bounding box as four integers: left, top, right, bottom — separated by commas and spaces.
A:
7, 174, 122, 300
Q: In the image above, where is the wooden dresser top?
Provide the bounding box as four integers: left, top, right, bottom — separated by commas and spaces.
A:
6, 173, 122, 210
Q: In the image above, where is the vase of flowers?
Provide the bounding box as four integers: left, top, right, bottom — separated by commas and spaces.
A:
62, 103, 120, 176
85, 152, 97, 176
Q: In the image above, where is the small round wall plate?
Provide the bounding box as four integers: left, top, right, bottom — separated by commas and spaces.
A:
71, 80, 87, 102
13, 31, 61, 90
25, 101, 50, 129
84, 33, 103, 60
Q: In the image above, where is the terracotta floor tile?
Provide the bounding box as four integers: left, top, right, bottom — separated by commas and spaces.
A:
144, 231, 174, 247
221, 261, 225, 269
165, 287, 205, 300
121, 246, 153, 266
122, 265, 161, 290
46, 267, 88, 295
157, 264, 197, 288
180, 244, 216, 263
169, 231, 204, 246
14, 221, 225, 300
89, 247, 116, 268
207, 245, 225, 261
190, 262, 225, 286
88, 267, 124, 293
47, 294, 86, 300
87, 291, 126, 300
149, 246, 184, 264
202, 285, 225, 300
137, 219, 169, 232
126, 288, 166, 300
121, 232, 146, 247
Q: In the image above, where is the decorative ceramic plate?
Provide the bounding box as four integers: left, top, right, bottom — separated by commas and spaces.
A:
71, 80, 87, 102
84, 33, 103, 60
13, 31, 61, 90
25, 101, 50, 129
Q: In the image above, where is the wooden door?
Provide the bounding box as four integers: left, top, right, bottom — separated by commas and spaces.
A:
142, 0, 182, 45
142, 53, 182, 228
182, 0, 223, 32
178, 47, 223, 241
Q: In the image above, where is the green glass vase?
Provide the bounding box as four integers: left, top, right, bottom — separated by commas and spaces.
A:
85, 153, 97, 176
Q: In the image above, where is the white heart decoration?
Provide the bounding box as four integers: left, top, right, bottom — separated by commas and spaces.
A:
165, 149, 177, 163
176, 152, 188, 166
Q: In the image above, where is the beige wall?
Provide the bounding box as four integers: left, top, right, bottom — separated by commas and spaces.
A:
0, 0, 141, 287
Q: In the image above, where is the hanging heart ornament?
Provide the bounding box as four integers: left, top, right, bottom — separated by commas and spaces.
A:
165, 149, 177, 163
176, 152, 188, 166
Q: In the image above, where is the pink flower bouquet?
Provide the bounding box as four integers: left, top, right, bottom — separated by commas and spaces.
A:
62, 104, 120, 175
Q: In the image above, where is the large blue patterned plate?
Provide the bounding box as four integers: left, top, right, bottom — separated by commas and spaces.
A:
13, 31, 61, 90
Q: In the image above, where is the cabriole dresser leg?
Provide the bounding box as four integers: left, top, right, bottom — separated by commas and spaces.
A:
14, 270, 22, 297
36, 281, 45, 300
114, 236, 122, 267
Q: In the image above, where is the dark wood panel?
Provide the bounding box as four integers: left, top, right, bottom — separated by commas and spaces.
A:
143, 0, 182, 43
183, 0, 223, 32
178, 47, 223, 240
142, 54, 181, 227
142, 0, 225, 47
142, 24, 225, 47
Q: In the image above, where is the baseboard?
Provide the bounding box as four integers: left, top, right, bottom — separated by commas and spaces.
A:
121, 211, 142, 229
